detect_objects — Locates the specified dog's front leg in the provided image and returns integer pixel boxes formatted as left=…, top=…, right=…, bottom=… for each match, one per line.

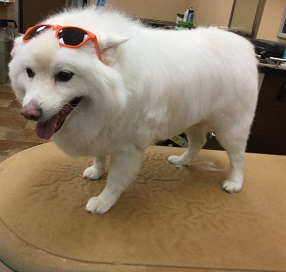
left=83, top=156, right=106, bottom=180
left=86, top=146, right=144, bottom=214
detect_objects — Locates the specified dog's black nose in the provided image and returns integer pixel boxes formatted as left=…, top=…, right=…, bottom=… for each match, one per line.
left=20, top=101, right=42, bottom=121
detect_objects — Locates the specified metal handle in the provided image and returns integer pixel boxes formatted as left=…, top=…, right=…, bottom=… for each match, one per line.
left=6, top=20, right=17, bottom=28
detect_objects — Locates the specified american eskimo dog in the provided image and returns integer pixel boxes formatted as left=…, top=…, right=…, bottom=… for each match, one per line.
left=9, top=8, right=258, bottom=214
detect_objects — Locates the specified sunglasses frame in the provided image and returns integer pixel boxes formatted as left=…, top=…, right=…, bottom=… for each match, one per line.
left=23, top=24, right=102, bottom=61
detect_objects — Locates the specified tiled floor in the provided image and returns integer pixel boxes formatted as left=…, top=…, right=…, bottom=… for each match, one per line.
left=0, top=82, right=48, bottom=163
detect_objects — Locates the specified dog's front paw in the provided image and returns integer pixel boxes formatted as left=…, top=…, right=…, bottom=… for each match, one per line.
left=168, top=155, right=189, bottom=167
left=83, top=166, right=102, bottom=180
left=222, top=179, right=242, bottom=193
left=85, top=196, right=112, bottom=214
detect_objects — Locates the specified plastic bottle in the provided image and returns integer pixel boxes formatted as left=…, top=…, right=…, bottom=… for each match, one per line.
left=183, top=9, right=189, bottom=22
left=94, top=0, right=107, bottom=8
left=187, top=7, right=194, bottom=23
left=183, top=7, right=194, bottom=23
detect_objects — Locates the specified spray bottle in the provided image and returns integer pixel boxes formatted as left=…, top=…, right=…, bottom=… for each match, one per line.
left=183, top=8, right=189, bottom=22
left=187, top=7, right=194, bottom=23
left=183, top=7, right=194, bottom=23
left=94, top=0, right=107, bottom=8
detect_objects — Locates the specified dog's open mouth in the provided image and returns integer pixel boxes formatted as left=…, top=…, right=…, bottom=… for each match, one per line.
left=35, top=97, right=82, bottom=140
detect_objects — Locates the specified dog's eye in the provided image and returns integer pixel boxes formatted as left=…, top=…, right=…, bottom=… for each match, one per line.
left=26, top=67, right=35, bottom=78
left=55, top=71, right=74, bottom=82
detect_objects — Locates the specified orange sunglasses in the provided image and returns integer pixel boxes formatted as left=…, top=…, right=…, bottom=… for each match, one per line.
left=23, top=24, right=102, bottom=61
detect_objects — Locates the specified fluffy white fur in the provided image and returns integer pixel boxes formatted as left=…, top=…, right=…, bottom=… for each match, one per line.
left=9, top=7, right=258, bottom=214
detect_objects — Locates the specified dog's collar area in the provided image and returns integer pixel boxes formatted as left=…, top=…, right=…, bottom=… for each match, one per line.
left=35, top=96, right=82, bottom=140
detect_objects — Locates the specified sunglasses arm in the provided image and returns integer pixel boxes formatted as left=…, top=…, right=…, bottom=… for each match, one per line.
left=92, top=36, right=102, bottom=61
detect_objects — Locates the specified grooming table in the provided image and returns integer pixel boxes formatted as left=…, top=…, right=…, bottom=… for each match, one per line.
left=0, top=143, right=285, bottom=272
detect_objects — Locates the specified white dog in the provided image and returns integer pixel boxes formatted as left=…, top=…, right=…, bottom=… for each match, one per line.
left=9, top=8, right=258, bottom=214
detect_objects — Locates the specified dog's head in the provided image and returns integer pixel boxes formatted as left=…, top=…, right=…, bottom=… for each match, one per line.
left=9, top=20, right=129, bottom=140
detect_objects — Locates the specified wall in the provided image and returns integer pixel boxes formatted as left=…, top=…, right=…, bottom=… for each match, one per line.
left=98, top=0, right=233, bottom=26
left=189, top=0, right=286, bottom=42
left=230, top=0, right=259, bottom=33
left=95, top=0, right=232, bottom=27
left=0, top=3, right=7, bottom=18
left=0, top=2, right=15, bottom=19
left=6, top=2, right=14, bottom=19
left=1, top=0, right=283, bottom=42
left=22, top=0, right=66, bottom=32
left=189, top=0, right=233, bottom=27
left=91, top=0, right=190, bottom=21
left=257, top=0, right=285, bottom=42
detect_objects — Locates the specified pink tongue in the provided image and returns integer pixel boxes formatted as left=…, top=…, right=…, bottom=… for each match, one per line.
left=35, top=114, right=59, bottom=140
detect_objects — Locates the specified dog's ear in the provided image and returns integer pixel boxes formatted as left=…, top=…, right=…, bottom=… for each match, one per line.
left=99, top=33, right=129, bottom=53
left=97, top=33, right=129, bottom=65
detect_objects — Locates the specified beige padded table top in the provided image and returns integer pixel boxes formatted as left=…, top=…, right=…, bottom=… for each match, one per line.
left=0, top=142, right=285, bottom=272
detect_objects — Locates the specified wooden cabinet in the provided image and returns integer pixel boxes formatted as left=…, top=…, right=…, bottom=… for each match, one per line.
left=205, top=68, right=286, bottom=155
left=247, top=68, right=286, bottom=155
left=19, top=0, right=66, bottom=33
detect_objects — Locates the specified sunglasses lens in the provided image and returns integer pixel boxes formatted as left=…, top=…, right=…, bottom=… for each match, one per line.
left=58, top=28, right=88, bottom=46
left=24, top=25, right=51, bottom=40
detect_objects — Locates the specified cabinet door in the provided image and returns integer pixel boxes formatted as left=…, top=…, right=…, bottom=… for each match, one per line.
left=20, top=0, right=66, bottom=33
left=247, top=72, right=286, bottom=155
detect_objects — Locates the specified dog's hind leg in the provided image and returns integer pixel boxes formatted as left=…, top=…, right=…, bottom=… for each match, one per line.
left=168, top=122, right=207, bottom=167
left=83, top=156, right=106, bottom=180
left=86, top=146, right=144, bottom=214
left=215, top=127, right=248, bottom=193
